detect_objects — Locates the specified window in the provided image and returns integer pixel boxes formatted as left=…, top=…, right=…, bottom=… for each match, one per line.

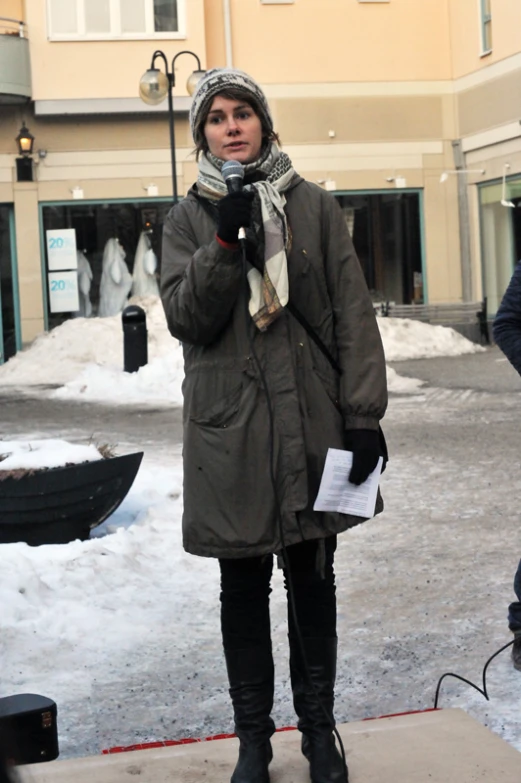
left=480, top=0, right=492, bottom=54
left=479, top=180, right=521, bottom=316
left=335, top=193, right=423, bottom=305
left=41, top=200, right=171, bottom=327
left=47, top=0, right=185, bottom=40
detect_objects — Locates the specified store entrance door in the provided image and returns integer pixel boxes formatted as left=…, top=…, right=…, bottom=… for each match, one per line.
left=0, top=206, right=18, bottom=363
left=335, top=191, right=424, bottom=305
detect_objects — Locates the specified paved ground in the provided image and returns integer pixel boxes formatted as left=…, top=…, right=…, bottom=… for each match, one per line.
left=0, top=393, right=183, bottom=453
left=388, top=345, right=521, bottom=395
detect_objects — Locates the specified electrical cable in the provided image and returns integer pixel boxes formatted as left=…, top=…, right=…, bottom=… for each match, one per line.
left=434, top=638, right=515, bottom=709
left=239, top=235, right=349, bottom=780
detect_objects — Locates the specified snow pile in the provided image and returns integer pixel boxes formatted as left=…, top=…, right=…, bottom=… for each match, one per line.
left=378, top=317, right=485, bottom=361
left=386, top=366, right=425, bottom=393
left=0, top=296, right=174, bottom=387
left=53, top=351, right=185, bottom=406
left=0, top=439, right=104, bottom=471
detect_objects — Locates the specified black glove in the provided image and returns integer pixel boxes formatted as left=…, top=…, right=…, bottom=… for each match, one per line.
left=345, top=429, right=381, bottom=486
left=216, top=191, right=255, bottom=244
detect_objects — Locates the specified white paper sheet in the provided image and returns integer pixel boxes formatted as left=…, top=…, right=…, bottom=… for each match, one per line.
left=313, top=448, right=383, bottom=518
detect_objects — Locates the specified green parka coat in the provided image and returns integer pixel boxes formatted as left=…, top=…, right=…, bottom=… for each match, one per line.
left=160, top=173, right=387, bottom=559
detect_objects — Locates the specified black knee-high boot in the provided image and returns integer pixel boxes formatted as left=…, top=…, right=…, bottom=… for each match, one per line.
left=289, top=636, right=348, bottom=783
left=224, top=646, right=276, bottom=783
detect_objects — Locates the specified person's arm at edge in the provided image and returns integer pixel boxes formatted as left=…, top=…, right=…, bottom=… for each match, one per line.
left=493, top=260, right=521, bottom=377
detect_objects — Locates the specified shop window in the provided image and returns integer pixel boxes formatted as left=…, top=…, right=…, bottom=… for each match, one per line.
left=0, top=206, right=18, bottom=363
left=335, top=192, right=423, bottom=306
left=47, top=0, right=184, bottom=40
left=41, top=200, right=171, bottom=330
left=479, top=179, right=521, bottom=316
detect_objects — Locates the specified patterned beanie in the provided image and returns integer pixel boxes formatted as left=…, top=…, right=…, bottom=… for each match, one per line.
left=190, top=68, right=273, bottom=145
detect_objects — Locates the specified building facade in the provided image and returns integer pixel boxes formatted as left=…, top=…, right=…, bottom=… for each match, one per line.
left=0, top=0, right=520, bottom=360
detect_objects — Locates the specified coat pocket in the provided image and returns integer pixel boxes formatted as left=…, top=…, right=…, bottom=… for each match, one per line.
left=186, top=373, right=243, bottom=428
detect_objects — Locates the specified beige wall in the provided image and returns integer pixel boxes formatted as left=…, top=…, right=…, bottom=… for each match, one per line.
left=0, top=107, right=192, bottom=155
left=25, top=0, right=207, bottom=101
left=449, top=0, right=521, bottom=79
left=203, top=0, right=226, bottom=68
left=273, top=96, right=445, bottom=145
left=0, top=0, right=24, bottom=20
left=458, top=68, right=521, bottom=138
left=226, top=0, right=451, bottom=83
left=13, top=183, right=45, bottom=344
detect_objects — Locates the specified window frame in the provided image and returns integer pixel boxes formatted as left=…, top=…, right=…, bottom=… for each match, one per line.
left=46, top=0, right=186, bottom=41
left=479, top=0, right=492, bottom=56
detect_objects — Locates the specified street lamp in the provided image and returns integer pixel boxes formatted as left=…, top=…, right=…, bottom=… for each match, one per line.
left=139, top=50, right=205, bottom=202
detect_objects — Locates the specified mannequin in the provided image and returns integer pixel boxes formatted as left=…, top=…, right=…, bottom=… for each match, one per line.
left=131, top=231, right=160, bottom=298
left=98, top=237, right=132, bottom=317
left=75, top=250, right=93, bottom=317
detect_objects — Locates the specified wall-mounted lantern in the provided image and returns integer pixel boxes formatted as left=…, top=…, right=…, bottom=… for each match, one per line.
left=16, top=123, right=35, bottom=156
left=15, top=123, right=35, bottom=182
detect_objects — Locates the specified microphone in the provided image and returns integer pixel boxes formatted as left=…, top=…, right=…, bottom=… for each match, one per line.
left=221, top=160, right=247, bottom=242
left=222, top=160, right=245, bottom=194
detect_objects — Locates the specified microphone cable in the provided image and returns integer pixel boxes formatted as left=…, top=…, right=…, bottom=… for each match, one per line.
left=238, top=231, right=349, bottom=780
left=433, top=637, right=515, bottom=709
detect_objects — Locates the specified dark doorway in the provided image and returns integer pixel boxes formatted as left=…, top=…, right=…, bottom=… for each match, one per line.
left=335, top=191, right=423, bottom=304
left=0, top=206, right=17, bottom=363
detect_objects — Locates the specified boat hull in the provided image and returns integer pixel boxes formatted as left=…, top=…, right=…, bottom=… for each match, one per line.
left=0, top=452, right=144, bottom=545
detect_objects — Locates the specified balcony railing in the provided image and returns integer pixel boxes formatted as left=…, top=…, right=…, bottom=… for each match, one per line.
left=0, top=16, right=26, bottom=38
left=0, top=16, right=31, bottom=103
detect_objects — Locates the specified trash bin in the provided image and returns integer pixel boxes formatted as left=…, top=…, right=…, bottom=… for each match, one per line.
left=122, top=305, right=148, bottom=373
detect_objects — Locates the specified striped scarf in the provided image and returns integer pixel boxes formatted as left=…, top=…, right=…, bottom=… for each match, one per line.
left=197, top=144, right=295, bottom=331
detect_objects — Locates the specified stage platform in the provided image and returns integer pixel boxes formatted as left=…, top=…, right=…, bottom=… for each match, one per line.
left=25, top=708, right=521, bottom=782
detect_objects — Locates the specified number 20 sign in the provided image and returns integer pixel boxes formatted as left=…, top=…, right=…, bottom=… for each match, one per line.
left=46, top=228, right=78, bottom=271
left=48, top=271, right=79, bottom=313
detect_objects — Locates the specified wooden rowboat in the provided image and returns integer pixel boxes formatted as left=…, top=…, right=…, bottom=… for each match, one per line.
left=0, top=452, right=144, bottom=545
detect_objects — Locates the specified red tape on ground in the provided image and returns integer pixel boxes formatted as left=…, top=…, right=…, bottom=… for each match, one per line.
left=102, top=726, right=297, bottom=755
left=102, top=711, right=439, bottom=755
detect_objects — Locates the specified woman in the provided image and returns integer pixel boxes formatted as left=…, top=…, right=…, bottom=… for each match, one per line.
left=161, top=68, right=388, bottom=783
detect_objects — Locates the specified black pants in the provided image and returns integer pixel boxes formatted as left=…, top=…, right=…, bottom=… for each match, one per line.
left=219, top=536, right=337, bottom=651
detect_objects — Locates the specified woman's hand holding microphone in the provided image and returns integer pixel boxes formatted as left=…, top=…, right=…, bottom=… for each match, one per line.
left=216, top=191, right=255, bottom=245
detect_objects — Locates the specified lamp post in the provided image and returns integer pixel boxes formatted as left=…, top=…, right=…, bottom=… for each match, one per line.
left=139, top=51, right=205, bottom=202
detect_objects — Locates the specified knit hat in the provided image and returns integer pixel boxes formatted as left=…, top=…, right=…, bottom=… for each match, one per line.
left=189, top=68, right=274, bottom=145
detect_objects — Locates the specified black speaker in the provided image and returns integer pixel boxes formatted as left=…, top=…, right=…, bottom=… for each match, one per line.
left=0, top=694, right=59, bottom=764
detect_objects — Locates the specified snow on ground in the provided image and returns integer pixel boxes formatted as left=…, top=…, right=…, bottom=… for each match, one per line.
left=0, top=297, right=481, bottom=404
left=2, top=434, right=521, bottom=759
